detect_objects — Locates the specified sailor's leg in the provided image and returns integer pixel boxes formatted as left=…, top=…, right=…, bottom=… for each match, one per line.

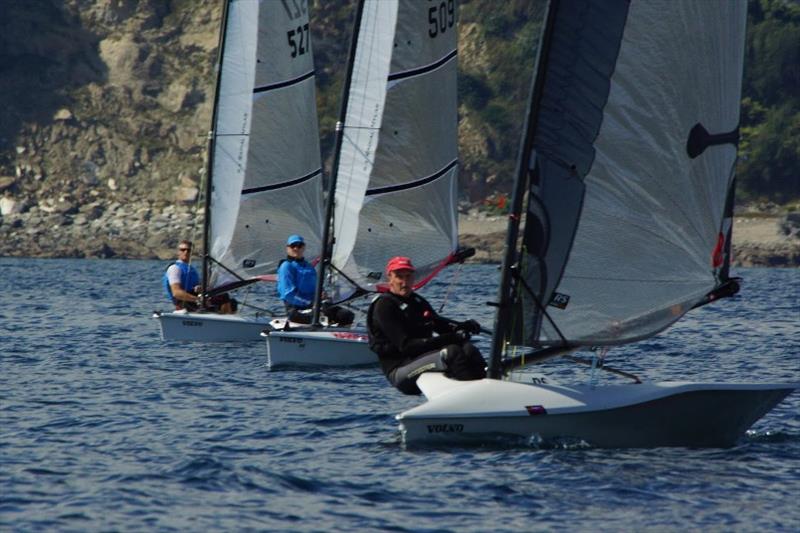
left=285, top=305, right=312, bottom=324
left=323, top=304, right=354, bottom=327
left=387, top=349, right=449, bottom=395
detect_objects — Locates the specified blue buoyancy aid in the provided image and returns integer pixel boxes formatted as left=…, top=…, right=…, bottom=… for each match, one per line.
left=162, top=260, right=201, bottom=302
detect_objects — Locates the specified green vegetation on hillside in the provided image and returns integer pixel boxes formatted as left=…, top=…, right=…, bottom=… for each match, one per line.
left=739, top=0, right=800, bottom=203
left=312, top=0, right=798, bottom=205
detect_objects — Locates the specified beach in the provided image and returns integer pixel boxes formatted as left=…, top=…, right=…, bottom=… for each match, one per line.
left=0, top=201, right=797, bottom=267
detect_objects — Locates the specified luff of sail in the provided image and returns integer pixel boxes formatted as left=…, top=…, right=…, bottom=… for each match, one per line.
left=517, top=0, right=746, bottom=347
left=331, top=0, right=460, bottom=294
left=208, top=0, right=324, bottom=288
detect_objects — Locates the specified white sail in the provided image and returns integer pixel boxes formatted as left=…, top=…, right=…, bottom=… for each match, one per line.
left=209, top=0, right=324, bottom=287
left=517, top=0, right=746, bottom=346
left=331, top=0, right=460, bottom=292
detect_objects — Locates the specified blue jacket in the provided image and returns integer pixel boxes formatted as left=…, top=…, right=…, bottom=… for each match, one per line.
left=163, top=260, right=201, bottom=302
left=277, top=257, right=316, bottom=308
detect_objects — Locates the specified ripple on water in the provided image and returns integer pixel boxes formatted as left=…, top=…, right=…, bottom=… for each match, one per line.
left=0, top=261, right=798, bottom=531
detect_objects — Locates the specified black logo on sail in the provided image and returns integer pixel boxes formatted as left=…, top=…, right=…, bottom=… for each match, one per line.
left=549, top=292, right=570, bottom=309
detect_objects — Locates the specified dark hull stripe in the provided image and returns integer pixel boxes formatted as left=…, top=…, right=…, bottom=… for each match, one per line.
left=242, top=168, right=322, bottom=195
left=387, top=49, right=457, bottom=82
left=366, top=159, right=457, bottom=196
left=253, top=69, right=315, bottom=94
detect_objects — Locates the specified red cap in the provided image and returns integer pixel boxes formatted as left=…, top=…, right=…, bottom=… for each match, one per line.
left=385, top=256, right=415, bottom=274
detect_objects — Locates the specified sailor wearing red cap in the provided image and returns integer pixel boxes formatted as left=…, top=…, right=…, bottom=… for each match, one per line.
left=367, top=256, right=486, bottom=395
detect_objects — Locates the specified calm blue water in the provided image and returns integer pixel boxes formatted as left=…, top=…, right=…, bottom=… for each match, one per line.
left=1, top=259, right=798, bottom=531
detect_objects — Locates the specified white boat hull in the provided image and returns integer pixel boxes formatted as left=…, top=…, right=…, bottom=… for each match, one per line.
left=398, top=373, right=798, bottom=448
left=153, top=311, right=272, bottom=342
left=265, top=328, right=376, bottom=368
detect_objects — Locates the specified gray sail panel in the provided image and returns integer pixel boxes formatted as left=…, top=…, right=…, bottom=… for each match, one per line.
left=336, top=0, right=459, bottom=290
left=229, top=175, right=323, bottom=276
left=211, top=0, right=324, bottom=284
left=520, top=0, right=747, bottom=346
left=518, top=0, right=628, bottom=345
left=330, top=0, right=398, bottom=279
left=209, top=0, right=258, bottom=285
left=353, top=164, right=458, bottom=284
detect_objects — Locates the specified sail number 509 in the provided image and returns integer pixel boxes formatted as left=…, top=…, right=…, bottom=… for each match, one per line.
left=428, top=0, right=455, bottom=38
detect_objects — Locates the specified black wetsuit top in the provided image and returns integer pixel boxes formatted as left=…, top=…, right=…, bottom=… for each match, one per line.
left=367, top=292, right=460, bottom=376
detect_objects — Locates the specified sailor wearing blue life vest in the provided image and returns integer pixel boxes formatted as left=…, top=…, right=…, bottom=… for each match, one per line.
left=367, top=256, right=486, bottom=395
left=277, top=234, right=354, bottom=326
left=163, top=239, right=202, bottom=310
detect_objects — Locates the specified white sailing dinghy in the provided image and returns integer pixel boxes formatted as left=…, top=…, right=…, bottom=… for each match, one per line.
left=397, top=0, right=798, bottom=447
left=155, top=0, right=326, bottom=342
left=266, top=0, right=471, bottom=367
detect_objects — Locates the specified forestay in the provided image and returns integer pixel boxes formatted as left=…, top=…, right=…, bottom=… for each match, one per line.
left=331, top=0, right=460, bottom=294
left=208, top=0, right=324, bottom=288
left=516, top=0, right=746, bottom=347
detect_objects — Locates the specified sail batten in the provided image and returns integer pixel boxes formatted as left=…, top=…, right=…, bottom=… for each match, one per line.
left=366, top=159, right=458, bottom=196
left=387, top=49, right=457, bottom=82
left=242, top=168, right=323, bottom=195
left=506, top=0, right=747, bottom=349
left=253, top=69, right=316, bottom=93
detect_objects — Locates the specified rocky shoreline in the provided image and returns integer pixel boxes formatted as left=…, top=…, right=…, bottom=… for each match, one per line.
left=0, top=200, right=197, bottom=260
left=458, top=209, right=800, bottom=267
left=0, top=201, right=797, bottom=267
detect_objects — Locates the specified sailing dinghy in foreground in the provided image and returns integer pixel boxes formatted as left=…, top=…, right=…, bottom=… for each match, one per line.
left=155, top=0, right=325, bottom=342
left=398, top=0, right=798, bottom=447
left=264, top=0, right=469, bottom=367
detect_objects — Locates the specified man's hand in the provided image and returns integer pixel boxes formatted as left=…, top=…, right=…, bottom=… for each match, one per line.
left=459, top=319, right=482, bottom=335
left=442, top=330, right=470, bottom=344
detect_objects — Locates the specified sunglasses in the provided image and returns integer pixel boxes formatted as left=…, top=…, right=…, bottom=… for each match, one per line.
left=178, top=247, right=191, bottom=252
left=288, top=243, right=305, bottom=249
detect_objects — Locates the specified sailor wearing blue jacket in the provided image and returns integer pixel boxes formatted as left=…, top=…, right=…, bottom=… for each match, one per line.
left=277, top=234, right=316, bottom=309
left=277, top=234, right=354, bottom=326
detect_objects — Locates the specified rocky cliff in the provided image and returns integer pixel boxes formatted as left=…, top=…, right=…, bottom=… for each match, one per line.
left=0, top=1, right=219, bottom=213
left=0, top=0, right=533, bottom=259
left=0, top=0, right=797, bottom=266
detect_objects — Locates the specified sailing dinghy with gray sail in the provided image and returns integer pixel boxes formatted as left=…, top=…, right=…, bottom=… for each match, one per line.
left=155, top=0, right=325, bottom=342
left=397, top=0, right=798, bottom=447
left=265, top=0, right=473, bottom=367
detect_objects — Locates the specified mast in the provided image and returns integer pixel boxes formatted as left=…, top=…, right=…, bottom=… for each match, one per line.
left=311, top=0, right=366, bottom=326
left=201, top=0, right=231, bottom=296
left=488, top=0, right=560, bottom=379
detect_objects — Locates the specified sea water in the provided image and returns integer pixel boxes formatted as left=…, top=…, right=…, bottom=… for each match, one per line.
left=1, top=259, right=798, bottom=531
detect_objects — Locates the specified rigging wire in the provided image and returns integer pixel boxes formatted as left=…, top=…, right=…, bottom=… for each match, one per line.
left=183, top=160, right=207, bottom=274
left=498, top=247, right=576, bottom=375
left=237, top=300, right=278, bottom=318
left=517, top=272, right=569, bottom=345
left=437, top=261, right=464, bottom=313
left=562, top=352, right=641, bottom=384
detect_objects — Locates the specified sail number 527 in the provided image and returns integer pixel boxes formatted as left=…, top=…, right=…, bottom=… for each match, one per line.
left=428, top=0, right=455, bottom=38
left=287, top=23, right=310, bottom=58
